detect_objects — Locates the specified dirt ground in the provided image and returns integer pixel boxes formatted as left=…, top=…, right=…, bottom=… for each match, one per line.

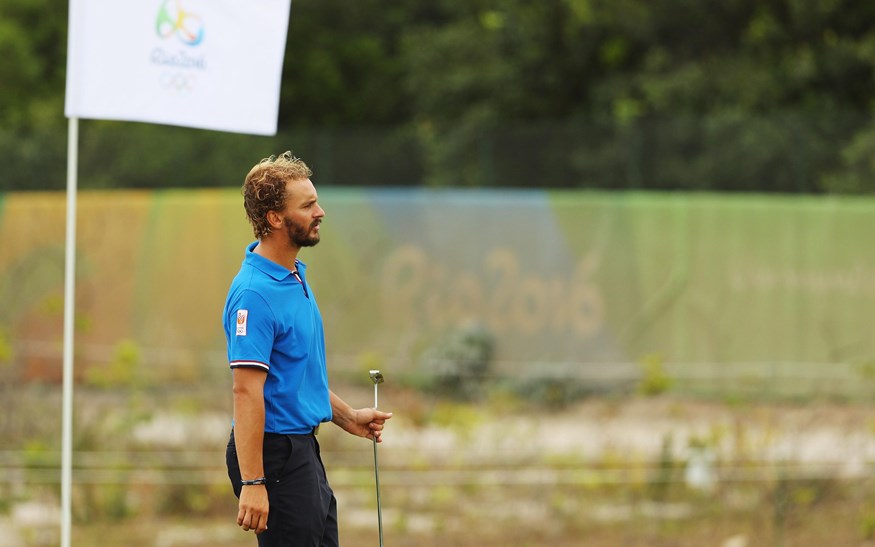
left=5, top=390, right=875, bottom=546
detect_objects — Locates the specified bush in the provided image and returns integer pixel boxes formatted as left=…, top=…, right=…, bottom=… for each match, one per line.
left=416, top=323, right=495, bottom=401
left=638, top=354, right=672, bottom=396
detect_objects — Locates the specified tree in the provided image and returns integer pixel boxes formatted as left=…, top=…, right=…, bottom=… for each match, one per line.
left=2, top=0, right=875, bottom=191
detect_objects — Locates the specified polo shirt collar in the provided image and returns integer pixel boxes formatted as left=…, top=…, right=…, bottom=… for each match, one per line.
left=244, top=241, right=302, bottom=281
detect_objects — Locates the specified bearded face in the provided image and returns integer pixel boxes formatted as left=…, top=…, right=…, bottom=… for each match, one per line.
left=284, top=215, right=321, bottom=247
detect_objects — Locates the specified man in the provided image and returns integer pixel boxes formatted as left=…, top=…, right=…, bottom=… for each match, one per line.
left=223, top=151, right=392, bottom=546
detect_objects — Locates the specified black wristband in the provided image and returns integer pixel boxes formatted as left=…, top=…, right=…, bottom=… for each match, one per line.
left=241, top=477, right=266, bottom=486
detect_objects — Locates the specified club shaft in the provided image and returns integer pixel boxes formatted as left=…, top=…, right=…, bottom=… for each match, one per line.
left=373, top=382, right=384, bottom=546
left=373, top=437, right=383, bottom=547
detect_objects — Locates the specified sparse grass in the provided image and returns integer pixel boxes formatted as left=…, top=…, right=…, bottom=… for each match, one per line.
left=64, top=484, right=875, bottom=547
left=5, top=384, right=875, bottom=546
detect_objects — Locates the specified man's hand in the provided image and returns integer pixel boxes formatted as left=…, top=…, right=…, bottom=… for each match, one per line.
left=237, top=484, right=269, bottom=534
left=330, top=391, right=393, bottom=441
left=349, top=407, right=394, bottom=442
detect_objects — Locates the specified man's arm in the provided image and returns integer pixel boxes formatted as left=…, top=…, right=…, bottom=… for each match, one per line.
left=233, top=367, right=269, bottom=534
left=330, top=390, right=393, bottom=441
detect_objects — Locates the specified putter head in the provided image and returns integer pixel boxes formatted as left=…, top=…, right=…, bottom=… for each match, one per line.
left=369, top=370, right=384, bottom=385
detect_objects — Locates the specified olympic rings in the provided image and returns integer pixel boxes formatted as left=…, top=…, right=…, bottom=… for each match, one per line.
left=160, top=71, right=197, bottom=93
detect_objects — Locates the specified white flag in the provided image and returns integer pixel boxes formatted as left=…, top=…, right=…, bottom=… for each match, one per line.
left=65, top=0, right=292, bottom=135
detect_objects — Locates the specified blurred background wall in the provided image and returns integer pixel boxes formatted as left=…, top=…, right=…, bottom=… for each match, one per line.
left=3, top=189, right=875, bottom=396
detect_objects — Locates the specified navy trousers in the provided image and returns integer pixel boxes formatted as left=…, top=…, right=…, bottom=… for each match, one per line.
left=227, top=430, right=339, bottom=547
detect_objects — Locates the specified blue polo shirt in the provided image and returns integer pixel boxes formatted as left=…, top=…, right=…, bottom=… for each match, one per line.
left=223, top=241, right=332, bottom=434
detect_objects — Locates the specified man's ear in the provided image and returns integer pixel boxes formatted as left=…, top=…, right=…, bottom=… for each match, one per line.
left=266, top=209, right=284, bottom=230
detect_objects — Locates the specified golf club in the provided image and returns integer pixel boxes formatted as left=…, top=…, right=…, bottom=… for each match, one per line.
left=369, top=370, right=385, bottom=547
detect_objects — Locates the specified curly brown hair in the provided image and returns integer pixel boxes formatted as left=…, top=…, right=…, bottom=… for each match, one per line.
left=242, top=151, right=313, bottom=239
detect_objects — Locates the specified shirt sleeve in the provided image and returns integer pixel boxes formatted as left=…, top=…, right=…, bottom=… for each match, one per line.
left=227, top=289, right=275, bottom=372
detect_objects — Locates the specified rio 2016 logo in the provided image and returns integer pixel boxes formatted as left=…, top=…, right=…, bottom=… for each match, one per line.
left=155, top=0, right=204, bottom=46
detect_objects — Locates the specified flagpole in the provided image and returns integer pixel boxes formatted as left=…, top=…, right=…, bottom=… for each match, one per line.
left=61, top=116, right=79, bottom=547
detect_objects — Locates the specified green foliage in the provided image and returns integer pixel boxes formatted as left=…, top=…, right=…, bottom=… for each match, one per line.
left=84, top=339, right=143, bottom=389
left=510, top=371, right=593, bottom=408
left=861, top=506, right=875, bottom=541
left=638, top=354, right=672, bottom=396
left=0, top=329, right=12, bottom=365
left=158, top=484, right=212, bottom=516
left=822, top=123, right=875, bottom=193
left=353, top=350, right=385, bottom=386
left=75, top=482, right=132, bottom=523
left=427, top=401, right=483, bottom=440
left=857, top=361, right=875, bottom=382
left=3, top=0, right=875, bottom=192
left=0, top=0, right=67, bottom=189
left=648, top=434, right=677, bottom=502
left=22, top=440, right=53, bottom=487
left=417, top=323, right=495, bottom=400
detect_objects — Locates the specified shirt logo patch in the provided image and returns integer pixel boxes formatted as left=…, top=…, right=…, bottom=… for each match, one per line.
left=236, top=309, right=248, bottom=336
